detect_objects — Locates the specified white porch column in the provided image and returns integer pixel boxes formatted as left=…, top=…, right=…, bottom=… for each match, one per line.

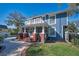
left=32, top=26, right=36, bottom=42
left=34, top=26, right=36, bottom=33
left=24, top=27, right=26, bottom=33
left=40, top=25, right=45, bottom=43
left=42, top=26, right=44, bottom=34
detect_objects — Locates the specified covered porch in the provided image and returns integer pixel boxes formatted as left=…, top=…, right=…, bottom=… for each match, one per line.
left=18, top=23, right=48, bottom=43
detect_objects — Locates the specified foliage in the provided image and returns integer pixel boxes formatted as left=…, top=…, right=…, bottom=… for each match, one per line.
left=8, top=28, right=19, bottom=36
left=6, top=11, right=26, bottom=30
left=67, top=22, right=78, bottom=32
left=58, top=3, right=79, bottom=16
left=70, top=34, right=79, bottom=46
left=68, top=22, right=79, bottom=46
left=27, top=44, right=50, bottom=56
left=26, top=43, right=79, bottom=56
left=0, top=35, right=4, bottom=41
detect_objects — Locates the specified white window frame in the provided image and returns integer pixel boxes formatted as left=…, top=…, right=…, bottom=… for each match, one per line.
left=48, top=27, right=56, bottom=37
left=49, top=15, right=56, bottom=25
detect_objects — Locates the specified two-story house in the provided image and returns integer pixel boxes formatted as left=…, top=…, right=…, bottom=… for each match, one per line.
left=20, top=10, right=68, bottom=43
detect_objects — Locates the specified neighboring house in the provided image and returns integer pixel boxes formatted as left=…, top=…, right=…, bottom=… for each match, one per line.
left=0, top=25, right=9, bottom=37
left=0, top=25, right=8, bottom=32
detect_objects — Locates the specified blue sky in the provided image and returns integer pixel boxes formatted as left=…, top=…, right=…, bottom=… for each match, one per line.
left=0, top=3, right=68, bottom=25
left=0, top=3, right=78, bottom=27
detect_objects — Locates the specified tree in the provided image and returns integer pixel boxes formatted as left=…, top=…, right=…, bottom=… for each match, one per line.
left=67, top=22, right=78, bottom=33
left=6, top=11, right=26, bottom=30
left=58, top=3, right=79, bottom=16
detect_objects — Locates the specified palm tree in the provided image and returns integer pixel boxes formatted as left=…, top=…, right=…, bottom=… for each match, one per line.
left=6, top=11, right=26, bottom=30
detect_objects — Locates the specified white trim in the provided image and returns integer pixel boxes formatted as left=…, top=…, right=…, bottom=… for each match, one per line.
left=42, top=25, right=44, bottom=33
left=61, top=12, right=68, bottom=38
left=67, top=11, right=68, bottom=25
left=55, top=14, right=56, bottom=25
left=49, top=15, right=56, bottom=25
left=24, top=27, right=26, bottom=33
left=62, top=26, right=63, bottom=38
left=48, top=27, right=56, bottom=37
left=34, top=26, right=36, bottom=33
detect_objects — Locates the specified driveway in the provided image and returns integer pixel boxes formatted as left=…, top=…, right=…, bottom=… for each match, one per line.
left=0, top=37, right=31, bottom=56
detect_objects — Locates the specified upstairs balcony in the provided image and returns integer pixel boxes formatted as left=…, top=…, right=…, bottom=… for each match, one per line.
left=25, top=17, right=48, bottom=26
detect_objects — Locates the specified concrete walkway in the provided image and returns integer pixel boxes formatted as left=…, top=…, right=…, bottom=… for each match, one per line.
left=0, top=37, right=31, bottom=56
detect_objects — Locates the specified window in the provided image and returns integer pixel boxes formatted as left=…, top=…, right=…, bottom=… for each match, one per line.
left=49, top=16, right=55, bottom=24
left=36, top=27, right=42, bottom=34
left=49, top=27, right=56, bottom=37
left=34, top=17, right=41, bottom=23
left=56, top=12, right=67, bottom=18
left=42, top=17, right=45, bottom=20
left=30, top=19, right=34, bottom=24
left=46, top=15, right=49, bottom=20
left=28, top=27, right=34, bottom=36
left=34, top=18, right=38, bottom=23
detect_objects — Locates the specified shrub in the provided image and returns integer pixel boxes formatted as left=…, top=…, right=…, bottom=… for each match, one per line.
left=70, top=33, right=79, bottom=46
left=0, top=35, right=4, bottom=41
left=9, top=29, right=19, bottom=36
left=26, top=44, right=51, bottom=56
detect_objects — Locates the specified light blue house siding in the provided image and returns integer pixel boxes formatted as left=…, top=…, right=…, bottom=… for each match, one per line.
left=24, top=11, right=68, bottom=41
left=48, top=12, right=68, bottom=41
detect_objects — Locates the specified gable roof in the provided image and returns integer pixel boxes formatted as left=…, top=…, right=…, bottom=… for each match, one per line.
left=27, top=9, right=69, bottom=20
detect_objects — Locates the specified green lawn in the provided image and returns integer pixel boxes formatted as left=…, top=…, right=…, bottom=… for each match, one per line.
left=26, top=42, right=79, bottom=56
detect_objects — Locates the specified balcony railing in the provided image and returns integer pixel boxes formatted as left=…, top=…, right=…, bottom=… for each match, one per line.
left=25, top=18, right=45, bottom=25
